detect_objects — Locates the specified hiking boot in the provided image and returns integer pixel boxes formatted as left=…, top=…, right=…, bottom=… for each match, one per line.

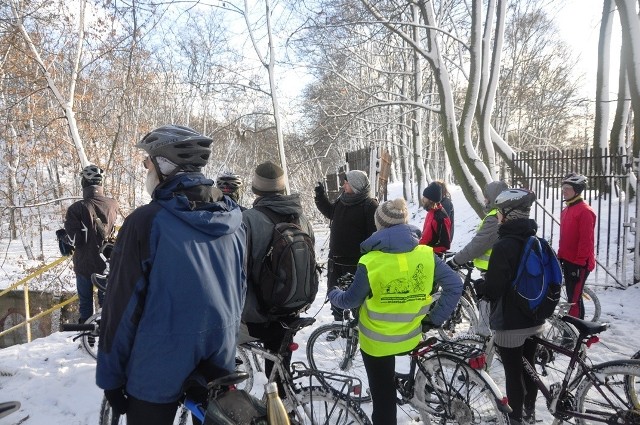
left=522, top=408, right=536, bottom=424
left=325, top=329, right=341, bottom=341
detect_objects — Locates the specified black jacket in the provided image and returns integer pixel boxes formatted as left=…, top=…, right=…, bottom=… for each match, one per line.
left=481, top=218, right=545, bottom=331
left=64, top=186, right=119, bottom=277
left=314, top=194, right=378, bottom=260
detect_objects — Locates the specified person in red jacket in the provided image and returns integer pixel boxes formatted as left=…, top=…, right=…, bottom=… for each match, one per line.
left=558, top=173, right=596, bottom=319
left=419, top=181, right=452, bottom=256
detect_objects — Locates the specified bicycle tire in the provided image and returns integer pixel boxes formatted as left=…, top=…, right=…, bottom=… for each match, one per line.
left=235, top=346, right=254, bottom=393
left=293, top=385, right=371, bottom=425
left=438, top=294, right=479, bottom=341
left=305, top=323, right=372, bottom=402
left=82, top=312, right=101, bottom=360
left=574, top=360, right=640, bottom=424
left=627, top=350, right=640, bottom=409
left=581, top=286, right=601, bottom=322
left=99, top=396, right=189, bottom=425
left=413, top=354, right=509, bottom=424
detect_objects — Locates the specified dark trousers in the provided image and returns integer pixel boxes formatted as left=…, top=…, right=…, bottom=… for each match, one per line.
left=76, top=273, right=103, bottom=322
left=497, top=339, right=539, bottom=422
left=246, top=321, right=293, bottom=397
left=563, top=265, right=590, bottom=319
left=126, top=395, right=179, bottom=425
left=361, top=350, right=397, bottom=425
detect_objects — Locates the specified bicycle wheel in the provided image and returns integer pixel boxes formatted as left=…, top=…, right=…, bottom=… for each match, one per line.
left=293, top=386, right=371, bottom=425
left=627, top=350, right=640, bottom=409
left=413, top=354, right=509, bottom=424
left=574, top=361, right=640, bottom=424
left=581, top=286, right=601, bottom=322
left=305, top=323, right=371, bottom=402
left=235, top=346, right=254, bottom=393
left=438, top=294, right=479, bottom=341
left=99, top=396, right=190, bottom=425
left=82, top=312, right=101, bottom=360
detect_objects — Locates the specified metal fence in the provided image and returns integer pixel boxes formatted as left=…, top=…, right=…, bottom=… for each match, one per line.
left=511, top=148, right=632, bottom=287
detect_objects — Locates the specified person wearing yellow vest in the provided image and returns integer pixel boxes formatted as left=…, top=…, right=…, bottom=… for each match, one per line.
left=328, top=198, right=463, bottom=425
left=446, top=181, right=508, bottom=336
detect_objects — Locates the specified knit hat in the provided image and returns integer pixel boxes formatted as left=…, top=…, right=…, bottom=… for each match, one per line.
left=374, top=198, right=409, bottom=230
left=346, top=170, right=369, bottom=194
left=422, top=182, right=442, bottom=203
left=252, top=161, right=286, bottom=195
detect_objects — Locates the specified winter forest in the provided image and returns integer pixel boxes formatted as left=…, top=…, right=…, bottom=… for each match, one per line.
left=2, top=0, right=640, bottom=263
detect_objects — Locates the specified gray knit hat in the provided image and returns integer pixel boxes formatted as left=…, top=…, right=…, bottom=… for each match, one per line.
left=346, top=170, right=369, bottom=194
left=252, top=161, right=285, bottom=195
left=375, top=198, right=409, bottom=230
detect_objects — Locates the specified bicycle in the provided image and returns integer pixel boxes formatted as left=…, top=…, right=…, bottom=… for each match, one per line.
left=238, top=316, right=371, bottom=424
left=100, top=317, right=370, bottom=424
left=99, top=371, right=264, bottom=425
left=510, top=314, right=640, bottom=424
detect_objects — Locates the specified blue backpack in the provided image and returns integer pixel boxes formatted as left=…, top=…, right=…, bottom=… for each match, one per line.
left=511, top=236, right=563, bottom=321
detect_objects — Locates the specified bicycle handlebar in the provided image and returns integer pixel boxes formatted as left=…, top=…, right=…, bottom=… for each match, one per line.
left=61, top=323, right=98, bottom=332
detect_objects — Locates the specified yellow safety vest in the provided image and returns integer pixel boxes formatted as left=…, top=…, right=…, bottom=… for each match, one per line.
left=473, top=209, right=498, bottom=271
left=357, top=245, right=435, bottom=357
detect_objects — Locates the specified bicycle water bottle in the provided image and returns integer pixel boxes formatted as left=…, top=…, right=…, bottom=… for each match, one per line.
left=265, top=382, right=290, bottom=425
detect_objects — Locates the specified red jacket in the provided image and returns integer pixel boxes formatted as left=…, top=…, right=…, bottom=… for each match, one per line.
left=558, top=199, right=596, bottom=271
left=419, top=204, right=451, bottom=255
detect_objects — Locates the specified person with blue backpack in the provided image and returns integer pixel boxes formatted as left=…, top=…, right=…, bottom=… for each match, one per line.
left=476, top=188, right=561, bottom=425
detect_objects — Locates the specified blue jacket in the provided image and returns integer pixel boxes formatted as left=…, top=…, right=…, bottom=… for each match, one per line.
left=96, top=173, right=247, bottom=403
left=328, top=224, right=462, bottom=326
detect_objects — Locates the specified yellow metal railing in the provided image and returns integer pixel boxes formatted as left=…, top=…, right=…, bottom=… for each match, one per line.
left=0, top=255, right=74, bottom=343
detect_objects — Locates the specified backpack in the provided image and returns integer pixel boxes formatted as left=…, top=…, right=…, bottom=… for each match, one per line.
left=55, top=228, right=75, bottom=257
left=510, top=236, right=563, bottom=321
left=254, top=207, right=319, bottom=319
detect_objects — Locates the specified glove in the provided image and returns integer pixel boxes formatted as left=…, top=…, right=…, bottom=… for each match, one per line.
left=105, top=387, right=128, bottom=416
left=421, top=318, right=437, bottom=333
left=446, top=258, right=460, bottom=270
left=314, top=182, right=325, bottom=197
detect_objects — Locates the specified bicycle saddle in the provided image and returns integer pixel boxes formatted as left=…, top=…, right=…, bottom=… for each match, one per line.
left=286, top=317, right=316, bottom=333
left=561, top=315, right=608, bottom=336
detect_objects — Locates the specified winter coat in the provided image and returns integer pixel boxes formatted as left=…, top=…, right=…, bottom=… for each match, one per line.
left=242, top=194, right=314, bottom=324
left=452, top=181, right=506, bottom=267
left=328, top=223, right=463, bottom=327
left=558, top=198, right=596, bottom=271
left=314, top=192, right=378, bottom=262
left=64, top=186, right=119, bottom=278
left=96, top=173, right=246, bottom=404
left=480, top=218, right=546, bottom=331
left=419, top=204, right=452, bottom=255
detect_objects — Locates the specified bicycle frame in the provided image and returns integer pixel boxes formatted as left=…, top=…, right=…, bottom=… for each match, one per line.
left=523, top=330, right=618, bottom=422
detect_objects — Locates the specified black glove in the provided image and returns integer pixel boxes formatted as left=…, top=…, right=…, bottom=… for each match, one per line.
left=314, top=182, right=325, bottom=197
left=446, top=258, right=460, bottom=270
left=421, top=318, right=437, bottom=333
left=105, top=387, right=128, bottom=416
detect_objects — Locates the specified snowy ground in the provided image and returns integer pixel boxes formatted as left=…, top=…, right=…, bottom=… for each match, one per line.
left=1, top=183, right=639, bottom=424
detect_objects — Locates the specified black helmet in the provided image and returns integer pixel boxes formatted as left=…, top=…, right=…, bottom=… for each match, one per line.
left=136, top=125, right=213, bottom=171
left=561, top=173, right=587, bottom=193
left=216, top=173, right=243, bottom=192
left=80, top=165, right=104, bottom=185
left=494, top=188, right=536, bottom=216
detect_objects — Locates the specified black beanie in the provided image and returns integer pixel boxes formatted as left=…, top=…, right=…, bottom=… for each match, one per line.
left=422, top=182, right=442, bottom=203
left=252, top=161, right=286, bottom=195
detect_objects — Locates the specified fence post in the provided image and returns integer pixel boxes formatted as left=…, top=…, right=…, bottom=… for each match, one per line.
left=23, top=281, right=32, bottom=342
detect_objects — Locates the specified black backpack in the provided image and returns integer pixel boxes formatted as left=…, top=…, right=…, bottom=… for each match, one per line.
left=510, top=236, right=563, bottom=321
left=254, top=207, right=319, bottom=319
